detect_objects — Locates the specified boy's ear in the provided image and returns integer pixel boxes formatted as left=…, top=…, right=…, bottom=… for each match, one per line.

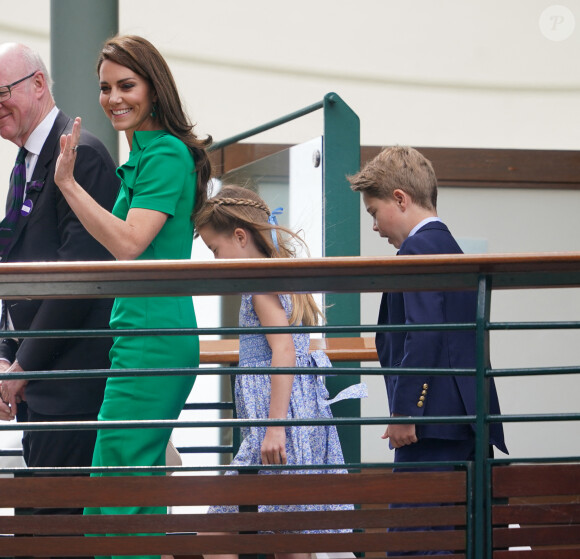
left=393, top=189, right=407, bottom=209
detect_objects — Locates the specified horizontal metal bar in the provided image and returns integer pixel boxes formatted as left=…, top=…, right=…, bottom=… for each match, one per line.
left=176, top=445, right=233, bottom=454
left=489, top=321, right=580, bottom=330
left=0, top=449, right=21, bottom=456
left=2, top=413, right=576, bottom=435
left=2, top=364, right=576, bottom=382
left=0, top=415, right=479, bottom=433
left=3, top=322, right=477, bottom=339
left=0, top=446, right=234, bottom=457
left=182, top=402, right=234, bottom=411
left=491, top=455, right=580, bottom=465
left=4, top=319, right=578, bottom=341
left=491, top=366, right=580, bottom=377
left=0, top=460, right=469, bottom=476
left=209, top=100, right=324, bottom=151
left=0, top=366, right=478, bottom=381
left=489, top=413, right=580, bottom=422
left=4, top=364, right=577, bottom=382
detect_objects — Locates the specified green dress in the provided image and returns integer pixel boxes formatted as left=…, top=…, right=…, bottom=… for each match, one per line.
left=86, top=130, right=199, bottom=559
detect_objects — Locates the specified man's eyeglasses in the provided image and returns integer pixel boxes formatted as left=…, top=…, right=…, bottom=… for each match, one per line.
left=0, top=72, right=37, bottom=102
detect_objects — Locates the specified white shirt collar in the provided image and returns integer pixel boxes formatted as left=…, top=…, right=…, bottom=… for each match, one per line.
left=24, top=106, right=59, bottom=156
left=22, top=106, right=59, bottom=182
left=408, top=216, right=442, bottom=238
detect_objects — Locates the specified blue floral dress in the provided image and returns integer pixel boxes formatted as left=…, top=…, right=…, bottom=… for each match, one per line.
left=208, top=294, right=367, bottom=531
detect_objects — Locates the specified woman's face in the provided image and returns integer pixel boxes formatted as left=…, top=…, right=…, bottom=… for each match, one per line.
left=99, top=59, right=158, bottom=138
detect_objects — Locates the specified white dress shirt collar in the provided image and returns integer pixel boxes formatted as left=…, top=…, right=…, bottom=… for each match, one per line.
left=23, top=106, right=59, bottom=182
left=408, top=216, right=442, bottom=238
left=24, top=106, right=59, bottom=156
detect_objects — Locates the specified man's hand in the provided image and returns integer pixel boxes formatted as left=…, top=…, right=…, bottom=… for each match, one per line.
left=0, top=391, right=14, bottom=421
left=0, top=360, right=15, bottom=420
left=381, top=414, right=418, bottom=448
left=0, top=360, right=27, bottom=418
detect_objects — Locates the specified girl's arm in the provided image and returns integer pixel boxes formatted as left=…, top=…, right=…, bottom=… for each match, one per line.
left=54, top=117, right=167, bottom=260
left=253, top=293, right=296, bottom=466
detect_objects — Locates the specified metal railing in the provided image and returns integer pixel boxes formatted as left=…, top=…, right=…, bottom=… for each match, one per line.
left=0, top=253, right=579, bottom=558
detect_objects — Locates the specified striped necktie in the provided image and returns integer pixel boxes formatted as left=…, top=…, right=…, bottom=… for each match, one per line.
left=0, top=146, right=28, bottom=258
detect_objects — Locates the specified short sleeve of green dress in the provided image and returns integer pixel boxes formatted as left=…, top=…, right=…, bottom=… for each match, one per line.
left=108, top=130, right=199, bottom=371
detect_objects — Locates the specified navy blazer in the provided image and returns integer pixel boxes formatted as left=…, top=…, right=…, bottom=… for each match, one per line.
left=376, top=221, right=507, bottom=454
left=0, top=111, right=119, bottom=416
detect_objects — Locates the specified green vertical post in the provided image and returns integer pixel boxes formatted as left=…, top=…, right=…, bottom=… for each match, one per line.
left=322, top=92, right=361, bottom=465
left=50, top=0, right=119, bottom=162
left=475, top=275, right=492, bottom=559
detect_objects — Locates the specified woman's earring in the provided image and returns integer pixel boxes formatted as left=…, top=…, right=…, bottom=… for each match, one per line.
left=150, top=103, right=158, bottom=119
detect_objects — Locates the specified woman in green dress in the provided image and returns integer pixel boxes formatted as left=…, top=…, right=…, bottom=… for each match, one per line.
left=54, top=35, right=212, bottom=557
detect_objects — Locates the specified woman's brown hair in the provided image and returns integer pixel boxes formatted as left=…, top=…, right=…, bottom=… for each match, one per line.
left=97, top=35, right=212, bottom=217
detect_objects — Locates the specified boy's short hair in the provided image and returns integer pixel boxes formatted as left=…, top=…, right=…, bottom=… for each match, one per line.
left=348, top=146, right=438, bottom=211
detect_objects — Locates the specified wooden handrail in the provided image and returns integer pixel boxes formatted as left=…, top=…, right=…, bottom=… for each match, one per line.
left=200, top=336, right=378, bottom=364
left=0, top=253, right=579, bottom=299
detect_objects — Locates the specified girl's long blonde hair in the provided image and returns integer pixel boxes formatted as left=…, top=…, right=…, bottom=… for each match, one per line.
left=195, top=185, right=324, bottom=327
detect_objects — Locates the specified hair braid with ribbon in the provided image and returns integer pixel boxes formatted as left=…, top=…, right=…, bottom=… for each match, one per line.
left=203, top=192, right=287, bottom=257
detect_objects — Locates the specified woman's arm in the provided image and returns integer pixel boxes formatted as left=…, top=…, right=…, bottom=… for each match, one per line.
left=54, top=117, right=167, bottom=260
left=253, top=293, right=296, bottom=465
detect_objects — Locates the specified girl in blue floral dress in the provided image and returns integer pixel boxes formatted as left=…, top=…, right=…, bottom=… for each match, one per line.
left=196, top=185, right=366, bottom=554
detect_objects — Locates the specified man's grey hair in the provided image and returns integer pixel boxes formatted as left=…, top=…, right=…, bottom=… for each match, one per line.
left=21, top=45, right=53, bottom=92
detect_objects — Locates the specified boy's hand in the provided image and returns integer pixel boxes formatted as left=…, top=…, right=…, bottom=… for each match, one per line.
left=381, top=414, right=418, bottom=448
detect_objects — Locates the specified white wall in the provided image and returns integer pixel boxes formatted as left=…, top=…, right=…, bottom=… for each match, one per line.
left=0, top=0, right=579, bottom=464
left=2, top=0, right=578, bottom=182
left=2, top=0, right=579, bottom=175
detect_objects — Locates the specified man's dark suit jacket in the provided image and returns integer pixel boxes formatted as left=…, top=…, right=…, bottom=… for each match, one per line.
left=376, top=220, right=508, bottom=454
left=0, top=110, right=119, bottom=416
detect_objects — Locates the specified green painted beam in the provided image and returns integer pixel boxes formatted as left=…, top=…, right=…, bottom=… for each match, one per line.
left=50, top=0, right=119, bottom=163
left=322, top=92, right=361, bottom=464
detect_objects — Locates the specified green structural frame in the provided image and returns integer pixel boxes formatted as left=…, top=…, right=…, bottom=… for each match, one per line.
left=211, top=92, right=362, bottom=463
left=321, top=94, right=361, bottom=464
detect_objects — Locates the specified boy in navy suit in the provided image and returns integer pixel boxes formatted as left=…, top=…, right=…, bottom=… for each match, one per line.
left=349, top=146, right=507, bottom=555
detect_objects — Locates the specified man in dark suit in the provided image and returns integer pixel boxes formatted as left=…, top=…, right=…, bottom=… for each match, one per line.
left=0, top=43, right=118, bottom=493
left=350, top=146, right=507, bottom=555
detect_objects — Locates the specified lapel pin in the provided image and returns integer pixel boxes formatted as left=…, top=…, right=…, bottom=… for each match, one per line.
left=21, top=199, right=33, bottom=217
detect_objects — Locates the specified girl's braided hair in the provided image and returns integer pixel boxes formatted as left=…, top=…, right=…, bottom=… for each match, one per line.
left=195, top=185, right=324, bottom=326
